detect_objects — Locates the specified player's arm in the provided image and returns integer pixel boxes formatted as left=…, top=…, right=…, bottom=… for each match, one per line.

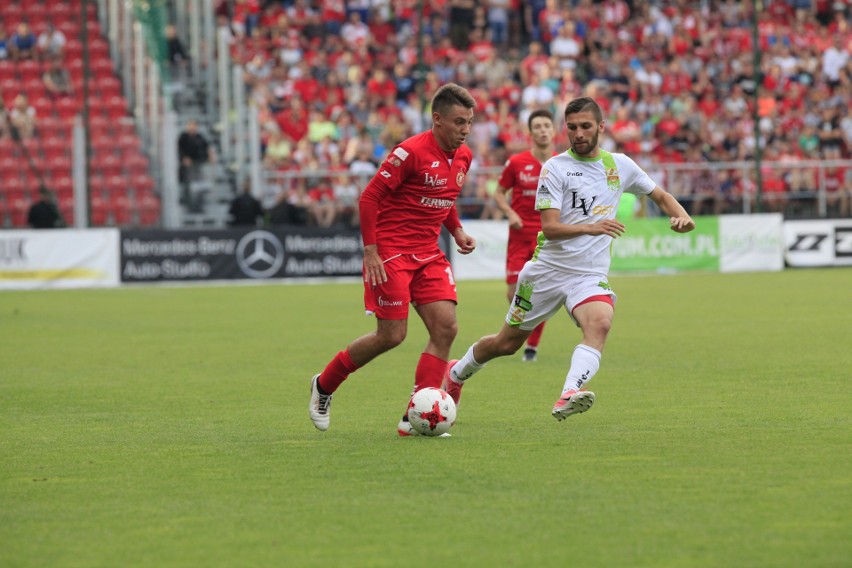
left=493, top=183, right=523, bottom=229
left=444, top=206, right=476, bottom=255
left=647, top=186, right=695, bottom=233
left=540, top=208, right=625, bottom=240
left=359, top=178, right=390, bottom=285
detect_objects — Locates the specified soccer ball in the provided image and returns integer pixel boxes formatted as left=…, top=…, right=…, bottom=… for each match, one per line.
left=407, top=387, right=457, bottom=437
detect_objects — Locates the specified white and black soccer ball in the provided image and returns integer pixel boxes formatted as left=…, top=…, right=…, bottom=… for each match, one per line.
left=407, top=387, right=457, bottom=437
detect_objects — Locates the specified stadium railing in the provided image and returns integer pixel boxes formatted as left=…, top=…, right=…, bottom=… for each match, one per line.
left=261, top=159, right=852, bottom=221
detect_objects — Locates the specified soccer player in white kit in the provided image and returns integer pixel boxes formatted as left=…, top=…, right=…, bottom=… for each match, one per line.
left=442, top=97, right=696, bottom=420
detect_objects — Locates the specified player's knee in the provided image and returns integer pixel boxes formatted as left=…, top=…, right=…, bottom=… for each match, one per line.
left=587, top=316, right=612, bottom=338
left=378, top=327, right=407, bottom=350
left=442, top=320, right=459, bottom=342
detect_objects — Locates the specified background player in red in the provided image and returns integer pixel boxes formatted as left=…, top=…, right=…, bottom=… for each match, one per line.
left=493, top=109, right=556, bottom=362
left=308, top=83, right=478, bottom=436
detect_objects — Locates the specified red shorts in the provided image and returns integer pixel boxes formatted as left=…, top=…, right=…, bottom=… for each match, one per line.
left=506, top=230, right=540, bottom=285
left=364, top=252, right=457, bottom=319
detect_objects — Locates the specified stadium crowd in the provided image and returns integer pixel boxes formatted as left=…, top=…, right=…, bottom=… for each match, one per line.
left=223, top=0, right=851, bottom=226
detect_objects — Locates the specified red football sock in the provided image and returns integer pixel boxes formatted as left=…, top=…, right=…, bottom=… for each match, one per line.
left=526, top=321, right=546, bottom=350
left=318, top=349, right=360, bottom=394
left=414, top=352, right=447, bottom=392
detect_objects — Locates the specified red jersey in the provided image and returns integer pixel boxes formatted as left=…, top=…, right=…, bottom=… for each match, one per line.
left=368, top=131, right=472, bottom=254
left=498, top=150, right=547, bottom=236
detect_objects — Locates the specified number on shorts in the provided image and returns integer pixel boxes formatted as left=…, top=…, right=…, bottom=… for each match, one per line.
left=445, top=266, right=455, bottom=286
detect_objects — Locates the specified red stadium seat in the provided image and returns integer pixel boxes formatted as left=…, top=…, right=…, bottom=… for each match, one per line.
left=131, top=174, right=154, bottom=193
left=55, top=97, right=80, bottom=120
left=45, top=2, right=74, bottom=20
left=39, top=116, right=70, bottom=138
left=123, top=153, right=149, bottom=176
left=95, top=76, right=123, bottom=99
left=56, top=20, right=80, bottom=36
left=89, top=40, right=110, bottom=61
left=90, top=134, right=116, bottom=157
left=47, top=156, right=72, bottom=179
left=89, top=196, right=108, bottom=226
left=42, top=138, right=69, bottom=162
left=90, top=56, right=113, bottom=77
left=0, top=153, right=19, bottom=175
left=52, top=176, right=74, bottom=197
left=0, top=77, right=18, bottom=97
left=116, top=134, right=140, bottom=155
left=2, top=176, right=26, bottom=196
left=86, top=20, right=103, bottom=38
left=0, top=60, right=14, bottom=80
left=107, top=194, right=132, bottom=225
left=30, top=95, right=53, bottom=116
left=17, top=60, right=43, bottom=82
left=112, top=119, right=138, bottom=138
left=138, top=194, right=160, bottom=226
left=58, top=197, right=74, bottom=225
left=102, top=95, right=128, bottom=119
left=9, top=198, right=30, bottom=227
left=93, top=154, right=123, bottom=178
left=103, top=174, right=127, bottom=197
left=64, top=39, right=83, bottom=59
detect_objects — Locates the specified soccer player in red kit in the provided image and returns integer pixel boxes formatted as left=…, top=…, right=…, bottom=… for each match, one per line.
left=309, top=83, right=478, bottom=436
left=492, top=109, right=556, bottom=362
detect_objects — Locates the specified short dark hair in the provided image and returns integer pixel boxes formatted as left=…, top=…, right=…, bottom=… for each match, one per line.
left=563, top=97, right=603, bottom=123
left=527, top=109, right=554, bottom=131
left=431, top=83, right=477, bottom=115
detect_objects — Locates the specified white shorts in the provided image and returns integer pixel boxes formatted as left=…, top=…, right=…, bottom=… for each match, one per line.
left=504, top=261, right=617, bottom=331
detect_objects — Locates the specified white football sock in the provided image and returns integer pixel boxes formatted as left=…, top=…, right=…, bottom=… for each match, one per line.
left=561, top=344, right=601, bottom=396
left=450, top=344, right=485, bottom=383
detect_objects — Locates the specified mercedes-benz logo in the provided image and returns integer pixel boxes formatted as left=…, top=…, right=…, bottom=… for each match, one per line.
left=236, top=231, right=285, bottom=278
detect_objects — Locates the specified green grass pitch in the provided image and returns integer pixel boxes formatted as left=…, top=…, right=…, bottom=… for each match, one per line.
left=1, top=269, right=850, bottom=567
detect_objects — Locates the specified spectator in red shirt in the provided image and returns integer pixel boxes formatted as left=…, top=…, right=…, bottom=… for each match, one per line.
left=365, top=68, right=397, bottom=107
left=275, top=96, right=309, bottom=143
left=610, top=107, right=642, bottom=154
left=320, top=0, right=346, bottom=35
left=519, top=41, right=549, bottom=85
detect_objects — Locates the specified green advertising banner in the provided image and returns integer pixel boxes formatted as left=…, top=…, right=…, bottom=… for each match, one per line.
left=611, top=217, right=720, bottom=273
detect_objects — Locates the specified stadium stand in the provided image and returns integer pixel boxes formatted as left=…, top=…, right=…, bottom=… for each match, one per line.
left=217, top=0, right=850, bottom=225
left=0, top=0, right=159, bottom=228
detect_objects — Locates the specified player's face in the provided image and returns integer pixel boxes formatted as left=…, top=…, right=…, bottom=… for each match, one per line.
left=565, top=110, right=604, bottom=157
left=433, top=104, right=475, bottom=151
left=529, top=117, right=555, bottom=148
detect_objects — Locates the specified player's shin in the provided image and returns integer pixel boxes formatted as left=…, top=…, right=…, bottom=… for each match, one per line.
left=414, top=352, right=447, bottom=391
left=318, top=349, right=360, bottom=394
left=561, top=344, right=601, bottom=395
left=450, top=344, right=486, bottom=384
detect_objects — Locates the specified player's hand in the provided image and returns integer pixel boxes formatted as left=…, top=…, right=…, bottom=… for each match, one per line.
left=669, top=216, right=695, bottom=233
left=362, top=245, right=387, bottom=286
left=507, top=211, right=523, bottom=230
left=588, top=219, right=625, bottom=238
left=453, top=229, right=476, bottom=255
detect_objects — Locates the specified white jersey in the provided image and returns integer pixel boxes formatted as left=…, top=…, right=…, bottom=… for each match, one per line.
left=533, top=148, right=656, bottom=276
